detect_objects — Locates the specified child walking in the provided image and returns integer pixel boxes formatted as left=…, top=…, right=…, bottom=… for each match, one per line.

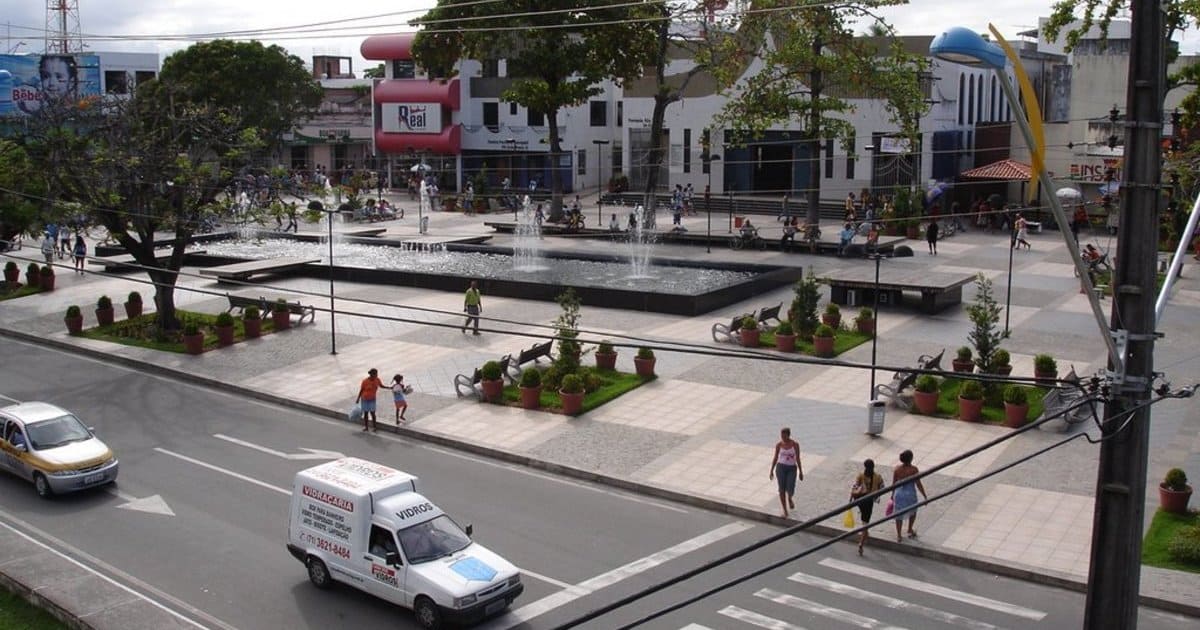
left=391, top=374, right=410, bottom=424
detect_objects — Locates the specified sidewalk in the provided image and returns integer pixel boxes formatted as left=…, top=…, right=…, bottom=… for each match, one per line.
left=2, top=206, right=1198, bottom=618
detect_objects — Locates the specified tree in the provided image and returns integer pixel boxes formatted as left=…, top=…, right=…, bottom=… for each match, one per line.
left=412, top=1, right=653, bottom=221
left=0, top=140, right=47, bottom=247
left=364, top=63, right=386, bottom=79
left=966, top=274, right=1003, bottom=374
left=709, top=1, right=928, bottom=229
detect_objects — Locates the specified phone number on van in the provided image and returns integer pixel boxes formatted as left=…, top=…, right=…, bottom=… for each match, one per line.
left=300, top=531, right=351, bottom=559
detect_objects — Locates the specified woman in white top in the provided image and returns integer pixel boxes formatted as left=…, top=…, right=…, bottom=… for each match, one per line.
left=768, top=427, right=803, bottom=518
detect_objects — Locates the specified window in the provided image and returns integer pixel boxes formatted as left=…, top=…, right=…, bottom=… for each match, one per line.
left=846, top=139, right=855, bottom=179
left=104, top=71, right=128, bottom=95
left=611, top=140, right=622, bottom=172
left=392, top=59, right=415, bottom=79
left=824, top=139, right=834, bottom=179
left=590, top=101, right=607, bottom=127
left=617, top=101, right=623, bottom=127
left=482, top=102, right=499, bottom=132
left=968, top=75, right=975, bottom=124
left=958, top=74, right=965, bottom=125
left=701, top=129, right=711, bottom=174
left=577, top=149, right=587, bottom=175
left=369, top=525, right=399, bottom=559
left=134, top=71, right=156, bottom=86
left=683, top=129, right=691, bottom=174
left=527, top=108, right=545, bottom=127
left=480, top=59, right=499, bottom=78
left=510, top=102, right=517, bottom=116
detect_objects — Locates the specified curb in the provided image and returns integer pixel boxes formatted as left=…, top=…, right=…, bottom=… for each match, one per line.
left=0, top=570, right=95, bottom=630
left=2, top=326, right=1198, bottom=619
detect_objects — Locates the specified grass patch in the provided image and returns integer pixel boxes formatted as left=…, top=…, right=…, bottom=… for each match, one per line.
left=78, top=311, right=280, bottom=353
left=0, top=283, right=42, bottom=302
left=758, top=328, right=872, bottom=356
left=929, top=376, right=1047, bottom=423
left=0, top=585, right=67, bottom=629
left=1143, top=509, right=1200, bottom=573
left=1091, top=270, right=1166, bottom=296
left=499, top=369, right=647, bottom=414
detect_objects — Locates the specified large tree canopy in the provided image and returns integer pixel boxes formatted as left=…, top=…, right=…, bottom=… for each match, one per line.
left=0, top=140, right=46, bottom=246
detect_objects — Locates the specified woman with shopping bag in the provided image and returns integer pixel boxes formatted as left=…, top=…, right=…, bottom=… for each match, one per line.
left=849, top=459, right=885, bottom=555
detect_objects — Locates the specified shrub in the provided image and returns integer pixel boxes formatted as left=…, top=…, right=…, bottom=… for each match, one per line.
left=307, top=200, right=324, bottom=211
left=243, top=306, right=261, bottom=320
left=519, top=368, right=542, bottom=388
left=775, top=321, right=794, bottom=336
left=215, top=312, right=235, bottom=327
left=637, top=347, right=654, bottom=360
left=790, top=272, right=821, bottom=336
left=597, top=341, right=615, bottom=354
left=540, top=365, right=562, bottom=391
left=1003, top=385, right=1029, bottom=405
left=993, top=349, right=1011, bottom=367
left=65, top=305, right=81, bottom=318
left=959, top=380, right=984, bottom=400
left=824, top=302, right=840, bottom=316
left=914, top=375, right=939, bottom=393
left=560, top=373, right=584, bottom=394
left=1167, top=525, right=1200, bottom=564
left=814, top=323, right=834, bottom=338
left=480, top=360, right=503, bottom=381
left=956, top=346, right=972, bottom=361
left=26, top=262, right=39, bottom=276
left=127, top=291, right=142, bottom=304
left=97, top=295, right=112, bottom=309
left=553, top=288, right=582, bottom=375
left=1034, top=353, right=1058, bottom=373
left=856, top=307, right=874, bottom=322
left=183, top=322, right=200, bottom=336
left=4, top=261, right=16, bottom=272
left=740, top=315, right=758, bottom=330
left=967, top=274, right=1002, bottom=372
left=273, top=298, right=290, bottom=313
left=582, top=369, right=602, bottom=392
left=1164, top=468, right=1189, bottom=491
left=41, top=264, right=54, bottom=276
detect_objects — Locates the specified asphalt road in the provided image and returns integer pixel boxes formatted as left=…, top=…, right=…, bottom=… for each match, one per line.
left=0, top=337, right=1195, bottom=630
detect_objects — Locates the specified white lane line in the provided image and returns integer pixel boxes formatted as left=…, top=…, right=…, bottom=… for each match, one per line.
left=819, top=558, right=1047, bottom=621
left=787, top=572, right=1000, bottom=630
left=518, top=568, right=573, bottom=590
left=718, top=605, right=807, bottom=630
left=755, top=588, right=907, bottom=630
left=487, top=522, right=755, bottom=629
left=0, top=512, right=231, bottom=630
left=153, top=448, right=292, bottom=496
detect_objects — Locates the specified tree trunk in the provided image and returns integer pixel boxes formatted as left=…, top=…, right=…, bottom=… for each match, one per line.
left=806, top=38, right=824, bottom=232
left=644, top=95, right=669, bottom=228
left=547, top=109, right=565, bottom=222
left=112, top=222, right=187, bottom=332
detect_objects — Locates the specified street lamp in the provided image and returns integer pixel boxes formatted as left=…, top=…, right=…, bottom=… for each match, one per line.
left=868, top=252, right=882, bottom=399
left=702, top=154, right=721, bottom=252
left=593, top=139, right=609, bottom=226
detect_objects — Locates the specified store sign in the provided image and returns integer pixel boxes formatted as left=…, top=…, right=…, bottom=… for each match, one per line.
left=381, top=103, right=443, bottom=133
left=1069, top=158, right=1122, bottom=183
left=877, top=136, right=912, bottom=154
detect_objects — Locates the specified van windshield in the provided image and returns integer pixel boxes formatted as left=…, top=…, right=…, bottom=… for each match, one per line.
left=397, top=515, right=471, bottom=564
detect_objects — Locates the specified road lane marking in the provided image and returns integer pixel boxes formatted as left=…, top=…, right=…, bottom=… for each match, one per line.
left=787, top=572, right=1000, bottom=630
left=487, top=522, right=755, bottom=628
left=755, top=588, right=907, bottom=630
left=718, top=605, right=807, bottom=629
left=0, top=512, right=232, bottom=630
left=518, top=568, right=572, bottom=590
left=104, top=486, right=176, bottom=517
left=153, top=448, right=292, bottom=495
left=678, top=625, right=716, bottom=630
left=212, top=434, right=344, bottom=460
left=819, top=558, right=1047, bottom=621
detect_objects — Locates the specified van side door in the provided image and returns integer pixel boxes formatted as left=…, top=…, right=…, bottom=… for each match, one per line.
left=362, top=524, right=407, bottom=606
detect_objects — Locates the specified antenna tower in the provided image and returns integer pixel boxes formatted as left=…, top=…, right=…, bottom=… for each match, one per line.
left=45, top=0, right=83, bottom=55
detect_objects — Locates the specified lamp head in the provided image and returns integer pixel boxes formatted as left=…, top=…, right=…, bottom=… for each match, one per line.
left=929, top=26, right=1007, bottom=70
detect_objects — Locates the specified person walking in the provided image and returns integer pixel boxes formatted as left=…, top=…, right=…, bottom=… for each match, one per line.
left=926, top=219, right=939, bottom=255
left=462, top=280, right=482, bottom=335
left=768, top=427, right=803, bottom=518
left=1015, top=213, right=1032, bottom=250
left=40, top=232, right=55, bottom=264
left=892, top=449, right=928, bottom=542
left=355, top=368, right=384, bottom=432
left=850, top=459, right=885, bottom=555
left=390, top=374, right=410, bottom=424
left=72, top=234, right=86, bottom=274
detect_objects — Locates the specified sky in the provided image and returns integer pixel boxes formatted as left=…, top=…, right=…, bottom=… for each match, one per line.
left=0, top=0, right=1157, bottom=73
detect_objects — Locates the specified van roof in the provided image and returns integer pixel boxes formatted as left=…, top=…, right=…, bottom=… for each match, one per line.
left=377, top=491, right=445, bottom=525
left=298, top=457, right=418, bottom=494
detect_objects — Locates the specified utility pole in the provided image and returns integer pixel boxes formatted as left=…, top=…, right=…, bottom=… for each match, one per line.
left=1083, top=0, right=1163, bottom=626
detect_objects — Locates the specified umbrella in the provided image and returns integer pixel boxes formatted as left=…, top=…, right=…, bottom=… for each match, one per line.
left=410, top=163, right=434, bottom=173
left=1055, top=187, right=1082, bottom=201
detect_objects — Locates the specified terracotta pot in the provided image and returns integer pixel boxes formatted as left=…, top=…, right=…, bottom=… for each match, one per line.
left=95, top=307, right=114, bottom=327
left=633, top=356, right=656, bottom=378
left=775, top=333, right=796, bottom=353
left=215, top=324, right=235, bottom=347
left=1158, top=484, right=1193, bottom=515
left=1003, top=402, right=1029, bottom=428
left=739, top=327, right=761, bottom=348
left=734, top=216, right=744, bottom=228
left=821, top=313, right=841, bottom=328
left=885, top=224, right=900, bottom=236
left=519, top=385, right=542, bottom=410
left=952, top=359, right=975, bottom=373
left=559, top=390, right=584, bottom=415
left=913, top=390, right=939, bottom=415
left=38, top=273, right=55, bottom=291
left=993, top=364, right=1013, bottom=376
left=25, top=269, right=38, bottom=287
left=595, top=351, right=618, bottom=370
left=958, top=396, right=984, bottom=422
left=124, top=301, right=143, bottom=319
left=856, top=318, right=875, bottom=335
left=64, top=315, right=83, bottom=335
left=3, top=268, right=18, bottom=285
left=183, top=332, right=205, bottom=355
left=272, top=309, right=291, bottom=330
left=480, top=378, right=504, bottom=403
left=906, top=226, right=920, bottom=239
left=243, top=317, right=262, bottom=338
left=812, top=335, right=835, bottom=358
left=1035, top=369, right=1058, bottom=387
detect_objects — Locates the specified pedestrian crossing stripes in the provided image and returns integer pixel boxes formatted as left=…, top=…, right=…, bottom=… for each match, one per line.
left=719, top=605, right=807, bottom=630
left=786, top=572, right=1000, bottom=630
left=754, top=588, right=906, bottom=629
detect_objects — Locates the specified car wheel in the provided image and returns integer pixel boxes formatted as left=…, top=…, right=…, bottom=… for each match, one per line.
left=306, top=557, right=332, bottom=589
left=33, top=473, right=53, bottom=499
left=414, top=596, right=442, bottom=630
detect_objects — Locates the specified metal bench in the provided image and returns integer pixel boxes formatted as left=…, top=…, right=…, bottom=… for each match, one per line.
left=1037, top=366, right=1096, bottom=432
left=454, top=356, right=512, bottom=399
left=225, top=292, right=316, bottom=324
left=757, top=302, right=783, bottom=328
left=712, top=310, right=757, bottom=343
left=506, top=340, right=554, bottom=382
left=873, top=349, right=945, bottom=410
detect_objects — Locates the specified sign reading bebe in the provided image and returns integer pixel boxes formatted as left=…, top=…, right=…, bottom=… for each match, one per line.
left=382, top=103, right=443, bottom=134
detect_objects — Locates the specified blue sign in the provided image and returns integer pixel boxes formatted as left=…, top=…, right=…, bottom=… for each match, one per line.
left=0, top=53, right=101, bottom=116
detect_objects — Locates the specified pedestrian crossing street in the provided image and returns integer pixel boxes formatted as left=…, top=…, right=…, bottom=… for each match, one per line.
left=675, top=557, right=1048, bottom=630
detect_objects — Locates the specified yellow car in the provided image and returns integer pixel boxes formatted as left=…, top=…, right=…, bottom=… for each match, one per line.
left=0, top=402, right=119, bottom=498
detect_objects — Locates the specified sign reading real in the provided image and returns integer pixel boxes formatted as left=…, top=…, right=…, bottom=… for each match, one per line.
left=381, top=103, right=443, bottom=134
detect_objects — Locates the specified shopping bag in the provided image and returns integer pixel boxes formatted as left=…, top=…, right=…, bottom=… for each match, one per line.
left=884, top=498, right=895, bottom=517
left=843, top=509, right=856, bottom=528
left=348, top=404, right=363, bottom=424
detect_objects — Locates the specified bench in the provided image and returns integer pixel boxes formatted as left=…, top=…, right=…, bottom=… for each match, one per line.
left=712, top=310, right=757, bottom=343
left=454, top=356, right=512, bottom=399
left=506, top=340, right=554, bottom=382
left=342, top=227, right=387, bottom=237
left=1037, top=366, right=1095, bottom=432
left=873, top=349, right=945, bottom=410
left=757, top=302, right=783, bottom=328
left=826, top=269, right=975, bottom=314
left=199, top=256, right=321, bottom=282
left=225, top=292, right=316, bottom=324
left=96, top=250, right=205, bottom=272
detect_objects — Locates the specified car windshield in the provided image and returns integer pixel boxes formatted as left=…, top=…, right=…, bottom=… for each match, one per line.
left=26, top=414, right=92, bottom=450
left=397, top=515, right=471, bottom=564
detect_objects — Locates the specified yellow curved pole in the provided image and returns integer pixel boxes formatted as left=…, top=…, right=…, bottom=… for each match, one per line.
left=990, top=23, right=1045, bottom=202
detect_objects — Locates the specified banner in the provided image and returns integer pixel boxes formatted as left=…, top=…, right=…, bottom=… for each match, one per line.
left=0, top=53, right=101, bottom=116
left=381, top=103, right=443, bottom=134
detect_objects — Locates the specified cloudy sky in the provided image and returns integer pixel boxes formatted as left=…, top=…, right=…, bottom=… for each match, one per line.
left=0, top=0, right=1160, bottom=72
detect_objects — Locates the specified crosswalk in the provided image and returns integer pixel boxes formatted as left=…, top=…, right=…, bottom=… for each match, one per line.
left=676, top=556, right=1048, bottom=630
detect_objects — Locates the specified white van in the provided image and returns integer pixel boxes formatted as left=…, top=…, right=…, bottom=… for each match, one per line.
left=287, top=458, right=523, bottom=629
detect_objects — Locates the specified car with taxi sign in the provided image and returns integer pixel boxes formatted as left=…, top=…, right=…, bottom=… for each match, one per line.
left=0, top=401, right=119, bottom=498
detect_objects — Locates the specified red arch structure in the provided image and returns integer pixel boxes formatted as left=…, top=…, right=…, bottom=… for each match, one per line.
left=363, top=34, right=462, bottom=154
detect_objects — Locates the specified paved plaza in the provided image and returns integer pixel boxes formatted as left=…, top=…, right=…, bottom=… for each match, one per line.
left=2, top=193, right=1198, bottom=608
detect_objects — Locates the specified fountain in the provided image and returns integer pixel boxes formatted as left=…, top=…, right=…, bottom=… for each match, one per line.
left=626, top=203, right=655, bottom=279
left=512, top=194, right=546, bottom=271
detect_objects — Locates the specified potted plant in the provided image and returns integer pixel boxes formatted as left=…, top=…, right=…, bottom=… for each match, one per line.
left=24, top=262, right=39, bottom=287
left=124, top=291, right=143, bottom=319
left=634, top=347, right=656, bottom=378
left=479, top=360, right=504, bottom=402
left=242, top=306, right=262, bottom=338
left=913, top=375, right=940, bottom=415
left=594, top=341, right=617, bottom=370
left=182, top=321, right=205, bottom=355
left=821, top=302, right=841, bottom=328
left=739, top=314, right=761, bottom=348
left=812, top=323, right=836, bottom=357
left=1003, top=385, right=1030, bottom=428
left=855, top=307, right=875, bottom=335
left=991, top=349, right=1012, bottom=376
left=957, top=380, right=984, bottom=422
left=559, top=373, right=585, bottom=416
left=95, top=295, right=115, bottom=326
left=519, top=367, right=542, bottom=410
left=64, top=305, right=83, bottom=335
left=214, top=311, right=236, bottom=347
left=1158, top=468, right=1193, bottom=514
left=3, top=261, right=18, bottom=287
left=774, top=321, right=797, bottom=352
left=38, top=264, right=54, bottom=291
left=1034, top=353, right=1058, bottom=386
left=953, top=346, right=974, bottom=373
left=272, top=298, right=291, bottom=330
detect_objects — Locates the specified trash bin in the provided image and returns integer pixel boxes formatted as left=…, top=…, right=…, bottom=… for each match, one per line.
left=419, top=216, right=430, bottom=234
left=867, top=400, right=886, bottom=435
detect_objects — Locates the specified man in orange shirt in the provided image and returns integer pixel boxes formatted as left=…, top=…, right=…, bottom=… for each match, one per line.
left=356, top=368, right=384, bottom=432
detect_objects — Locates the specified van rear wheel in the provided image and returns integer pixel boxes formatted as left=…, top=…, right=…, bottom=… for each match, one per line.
left=306, top=557, right=332, bottom=589
left=414, top=596, right=442, bottom=630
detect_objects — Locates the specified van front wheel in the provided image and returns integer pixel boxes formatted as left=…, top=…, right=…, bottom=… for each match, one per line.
left=306, top=557, right=332, bottom=589
left=414, top=596, right=442, bottom=630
